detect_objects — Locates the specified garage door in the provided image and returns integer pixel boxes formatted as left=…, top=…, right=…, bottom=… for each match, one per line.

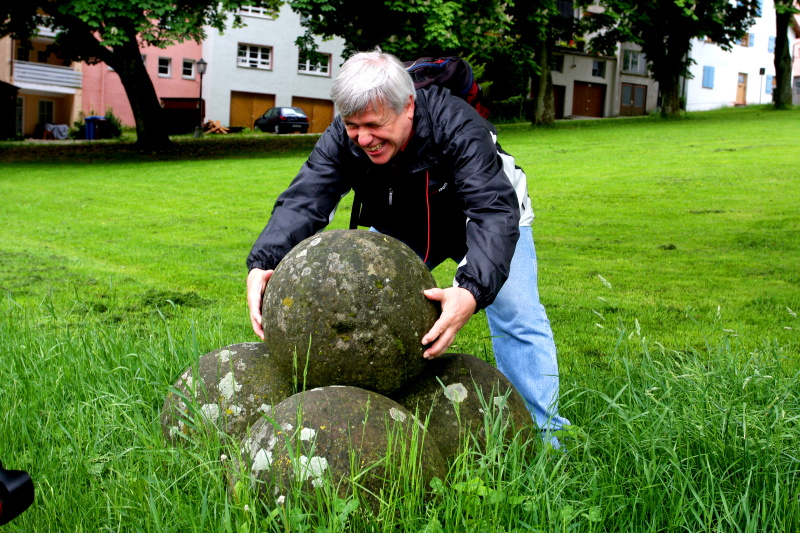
left=230, top=91, right=275, bottom=129
left=292, top=97, right=334, bottom=134
left=572, top=82, right=605, bottom=118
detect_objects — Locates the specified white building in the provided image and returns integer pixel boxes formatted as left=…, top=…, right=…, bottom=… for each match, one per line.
left=683, top=0, right=793, bottom=111
left=201, top=4, right=346, bottom=132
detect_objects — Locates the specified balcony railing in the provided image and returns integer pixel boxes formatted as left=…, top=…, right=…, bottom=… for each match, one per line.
left=13, top=60, right=82, bottom=89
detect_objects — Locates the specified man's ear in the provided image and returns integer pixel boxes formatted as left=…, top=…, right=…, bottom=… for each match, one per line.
left=405, top=95, right=415, bottom=118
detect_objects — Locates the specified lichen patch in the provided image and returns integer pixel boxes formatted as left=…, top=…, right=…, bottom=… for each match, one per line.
left=219, top=372, right=242, bottom=401
left=444, top=383, right=469, bottom=403
left=200, top=403, right=220, bottom=422
left=389, top=408, right=407, bottom=423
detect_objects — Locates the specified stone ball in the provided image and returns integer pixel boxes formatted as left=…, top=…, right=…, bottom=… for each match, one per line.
left=389, top=353, right=532, bottom=461
left=161, top=342, right=293, bottom=444
left=262, top=229, right=440, bottom=396
left=239, top=385, right=447, bottom=513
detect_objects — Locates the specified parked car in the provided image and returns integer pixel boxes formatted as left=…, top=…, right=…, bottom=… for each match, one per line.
left=254, top=107, right=309, bottom=134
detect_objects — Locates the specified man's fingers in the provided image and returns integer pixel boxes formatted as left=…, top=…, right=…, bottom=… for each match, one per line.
left=247, top=269, right=273, bottom=341
left=423, top=288, right=444, bottom=302
left=422, top=316, right=447, bottom=346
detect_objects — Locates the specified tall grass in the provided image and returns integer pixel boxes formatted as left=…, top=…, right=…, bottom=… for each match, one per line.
left=2, top=106, right=800, bottom=530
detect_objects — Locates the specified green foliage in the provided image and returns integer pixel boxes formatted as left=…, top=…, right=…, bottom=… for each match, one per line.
left=488, top=95, right=524, bottom=121
left=289, top=0, right=512, bottom=59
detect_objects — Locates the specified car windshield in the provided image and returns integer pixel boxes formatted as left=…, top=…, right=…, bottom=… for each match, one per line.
left=282, top=108, right=305, bottom=117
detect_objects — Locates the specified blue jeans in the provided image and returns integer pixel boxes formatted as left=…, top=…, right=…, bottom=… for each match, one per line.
left=483, top=226, right=569, bottom=446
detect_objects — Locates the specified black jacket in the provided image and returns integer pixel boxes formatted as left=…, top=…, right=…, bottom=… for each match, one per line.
left=247, top=85, right=522, bottom=310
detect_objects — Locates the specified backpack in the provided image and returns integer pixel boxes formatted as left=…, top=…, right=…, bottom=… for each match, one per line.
left=403, top=57, right=490, bottom=119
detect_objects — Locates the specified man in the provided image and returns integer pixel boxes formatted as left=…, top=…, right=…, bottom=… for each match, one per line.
left=246, top=50, right=569, bottom=447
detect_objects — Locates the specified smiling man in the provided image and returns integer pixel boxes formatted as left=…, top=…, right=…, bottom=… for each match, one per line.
left=246, top=50, right=570, bottom=447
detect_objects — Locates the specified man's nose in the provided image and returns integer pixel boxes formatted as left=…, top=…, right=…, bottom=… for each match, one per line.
left=357, top=129, right=373, bottom=146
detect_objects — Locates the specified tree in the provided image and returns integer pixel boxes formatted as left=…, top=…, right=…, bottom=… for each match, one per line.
left=772, top=0, right=799, bottom=109
left=506, top=0, right=584, bottom=126
left=585, top=0, right=761, bottom=118
left=0, top=1, right=280, bottom=150
left=289, top=0, right=511, bottom=60
left=290, top=0, right=584, bottom=124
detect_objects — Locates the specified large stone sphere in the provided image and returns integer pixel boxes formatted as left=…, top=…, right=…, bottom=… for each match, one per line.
left=161, top=342, right=293, bottom=444
left=390, top=353, right=532, bottom=461
left=262, top=230, right=440, bottom=396
left=240, top=386, right=447, bottom=513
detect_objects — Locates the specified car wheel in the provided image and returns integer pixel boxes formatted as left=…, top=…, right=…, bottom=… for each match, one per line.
left=301, top=127, right=309, bottom=134
left=274, top=124, right=281, bottom=135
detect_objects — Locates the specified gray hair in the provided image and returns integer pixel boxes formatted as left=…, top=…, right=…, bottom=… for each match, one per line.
left=330, top=49, right=415, bottom=118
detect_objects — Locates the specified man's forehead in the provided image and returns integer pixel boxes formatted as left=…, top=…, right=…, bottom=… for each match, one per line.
left=344, top=101, right=391, bottom=122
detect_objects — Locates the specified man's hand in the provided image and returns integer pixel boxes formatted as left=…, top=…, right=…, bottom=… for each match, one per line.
left=421, top=287, right=477, bottom=359
left=247, top=268, right=273, bottom=341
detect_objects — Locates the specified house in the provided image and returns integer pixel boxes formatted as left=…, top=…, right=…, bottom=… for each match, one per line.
left=683, top=0, right=795, bottom=110
left=81, top=40, right=203, bottom=132
left=548, top=3, right=660, bottom=119
left=551, top=42, right=660, bottom=119
left=793, top=6, right=800, bottom=106
left=0, top=29, right=83, bottom=138
left=201, top=4, right=346, bottom=133
left=548, top=0, right=799, bottom=118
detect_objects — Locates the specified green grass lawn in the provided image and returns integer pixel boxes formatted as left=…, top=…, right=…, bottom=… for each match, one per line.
left=1, top=105, right=799, bottom=531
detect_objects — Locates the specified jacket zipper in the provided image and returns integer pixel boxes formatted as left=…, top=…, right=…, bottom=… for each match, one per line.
left=388, top=188, right=393, bottom=206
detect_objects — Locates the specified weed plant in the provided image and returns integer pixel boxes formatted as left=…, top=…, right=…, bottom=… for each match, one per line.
left=1, top=106, right=799, bottom=530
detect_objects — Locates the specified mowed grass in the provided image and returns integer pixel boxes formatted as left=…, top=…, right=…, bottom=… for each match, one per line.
left=1, top=105, right=799, bottom=531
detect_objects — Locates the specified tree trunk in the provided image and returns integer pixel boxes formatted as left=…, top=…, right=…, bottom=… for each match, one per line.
left=530, top=38, right=555, bottom=126
left=773, top=5, right=793, bottom=110
left=110, top=34, right=171, bottom=150
left=657, top=71, right=683, bottom=118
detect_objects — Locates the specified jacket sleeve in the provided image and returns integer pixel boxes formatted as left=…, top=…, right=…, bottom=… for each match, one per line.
left=246, top=120, right=354, bottom=271
left=437, top=101, right=521, bottom=310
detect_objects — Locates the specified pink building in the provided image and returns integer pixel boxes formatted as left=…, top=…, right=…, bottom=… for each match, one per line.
left=82, top=40, right=203, bottom=127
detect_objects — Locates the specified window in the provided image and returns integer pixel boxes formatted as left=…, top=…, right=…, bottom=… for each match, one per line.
left=795, top=77, right=800, bottom=95
left=592, top=60, right=606, bottom=79
left=238, top=6, right=274, bottom=18
left=550, top=54, right=564, bottom=73
left=38, top=100, right=54, bottom=125
left=298, top=52, right=331, bottom=76
left=768, top=36, right=775, bottom=53
left=37, top=50, right=50, bottom=63
left=238, top=44, right=272, bottom=70
left=141, top=54, right=146, bottom=66
left=158, top=57, right=171, bottom=77
left=16, top=47, right=30, bottom=62
left=739, top=33, right=755, bottom=47
left=702, top=66, right=715, bottom=89
left=182, top=59, right=195, bottom=79
left=622, top=50, right=647, bottom=75
left=15, top=97, right=23, bottom=137
left=765, top=75, right=774, bottom=95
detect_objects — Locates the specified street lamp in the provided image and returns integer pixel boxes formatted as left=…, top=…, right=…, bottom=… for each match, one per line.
left=194, top=58, right=208, bottom=137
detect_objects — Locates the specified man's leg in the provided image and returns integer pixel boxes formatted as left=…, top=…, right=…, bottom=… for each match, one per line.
left=484, top=225, right=570, bottom=447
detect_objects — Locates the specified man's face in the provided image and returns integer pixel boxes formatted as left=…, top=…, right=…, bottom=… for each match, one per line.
left=343, top=97, right=414, bottom=165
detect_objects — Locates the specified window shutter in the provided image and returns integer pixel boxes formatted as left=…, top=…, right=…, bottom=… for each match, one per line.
left=702, top=66, right=715, bottom=89
left=768, top=36, right=775, bottom=53
left=766, top=75, right=773, bottom=94
left=749, top=33, right=755, bottom=47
